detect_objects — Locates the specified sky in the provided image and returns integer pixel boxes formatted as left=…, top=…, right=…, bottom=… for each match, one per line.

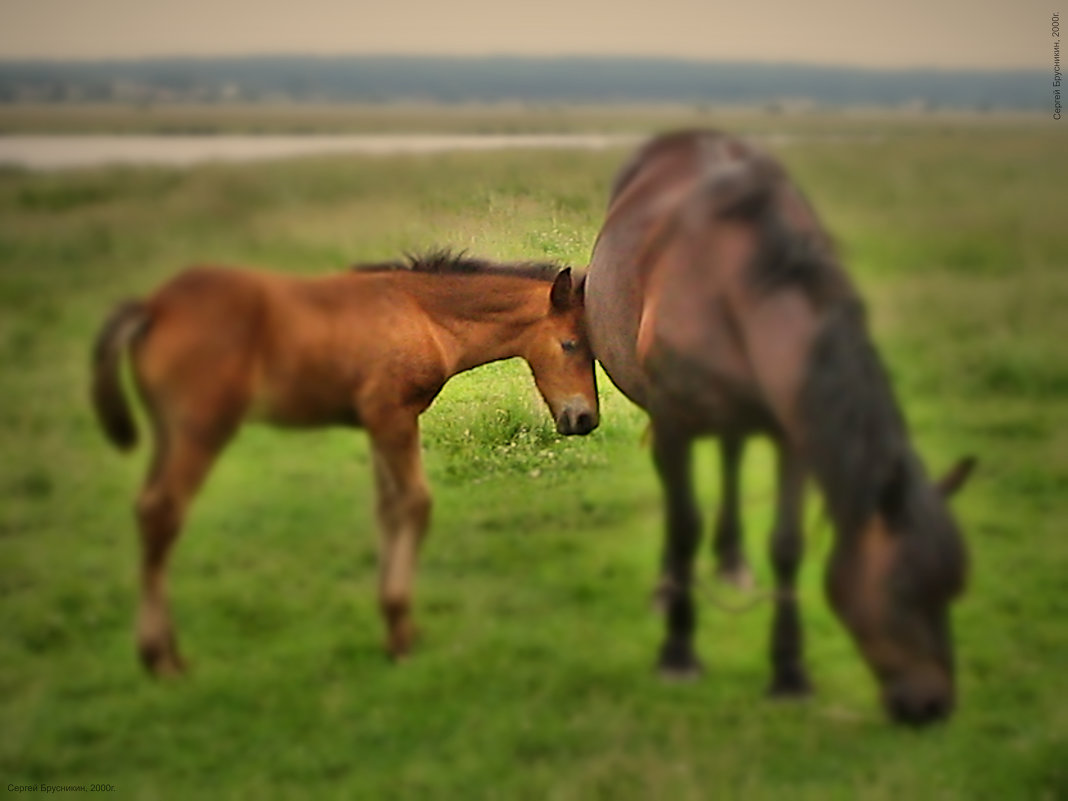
left=0, top=0, right=1051, bottom=69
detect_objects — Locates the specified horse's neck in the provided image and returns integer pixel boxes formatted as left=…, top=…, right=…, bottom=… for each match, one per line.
left=799, top=300, right=911, bottom=539
left=410, top=277, right=544, bottom=375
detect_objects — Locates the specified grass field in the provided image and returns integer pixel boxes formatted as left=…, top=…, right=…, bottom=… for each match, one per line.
left=1, top=115, right=1066, bottom=799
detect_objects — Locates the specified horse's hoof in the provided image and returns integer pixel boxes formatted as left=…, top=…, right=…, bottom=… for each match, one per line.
left=658, top=663, right=703, bottom=682
left=767, top=672, right=813, bottom=699
left=715, top=563, right=754, bottom=590
left=649, top=585, right=671, bottom=615
left=657, top=643, right=703, bottom=681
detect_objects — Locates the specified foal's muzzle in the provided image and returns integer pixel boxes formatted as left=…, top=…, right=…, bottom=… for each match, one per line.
left=557, top=403, right=599, bottom=436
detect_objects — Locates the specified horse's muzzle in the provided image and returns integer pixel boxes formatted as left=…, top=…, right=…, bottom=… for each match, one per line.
left=884, top=675, right=955, bottom=727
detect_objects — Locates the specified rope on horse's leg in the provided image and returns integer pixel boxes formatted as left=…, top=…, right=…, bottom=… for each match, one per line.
left=702, top=582, right=778, bottom=614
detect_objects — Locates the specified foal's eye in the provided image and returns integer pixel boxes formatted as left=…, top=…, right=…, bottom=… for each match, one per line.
left=561, top=340, right=579, bottom=354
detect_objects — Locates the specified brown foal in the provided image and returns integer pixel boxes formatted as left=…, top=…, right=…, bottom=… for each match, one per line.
left=91, top=252, right=598, bottom=675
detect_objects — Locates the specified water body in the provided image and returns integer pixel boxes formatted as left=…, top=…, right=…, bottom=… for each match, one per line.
left=0, top=133, right=643, bottom=170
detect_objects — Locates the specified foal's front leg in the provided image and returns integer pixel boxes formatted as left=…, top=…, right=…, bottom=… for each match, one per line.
left=367, top=413, right=432, bottom=660
left=652, top=424, right=703, bottom=678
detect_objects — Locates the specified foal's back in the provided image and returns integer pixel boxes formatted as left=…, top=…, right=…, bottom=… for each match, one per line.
left=134, top=266, right=441, bottom=429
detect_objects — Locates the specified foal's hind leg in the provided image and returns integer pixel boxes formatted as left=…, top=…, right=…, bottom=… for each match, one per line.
left=135, top=419, right=230, bottom=675
left=367, top=412, right=431, bottom=660
left=767, top=442, right=811, bottom=697
left=652, top=424, right=703, bottom=678
left=712, top=435, right=753, bottom=588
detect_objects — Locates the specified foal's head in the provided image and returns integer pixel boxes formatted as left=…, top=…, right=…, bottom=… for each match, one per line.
left=826, top=456, right=975, bottom=726
left=523, top=269, right=599, bottom=436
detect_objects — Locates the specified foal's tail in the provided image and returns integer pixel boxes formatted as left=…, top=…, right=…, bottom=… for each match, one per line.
left=91, top=300, right=150, bottom=451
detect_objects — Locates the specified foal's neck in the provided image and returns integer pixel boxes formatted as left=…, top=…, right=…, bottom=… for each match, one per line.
left=407, top=275, right=547, bottom=375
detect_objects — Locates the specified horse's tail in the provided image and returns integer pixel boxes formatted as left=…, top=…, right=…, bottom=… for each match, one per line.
left=91, top=300, right=150, bottom=451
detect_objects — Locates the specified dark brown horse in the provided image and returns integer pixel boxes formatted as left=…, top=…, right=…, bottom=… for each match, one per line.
left=585, top=130, right=974, bottom=726
left=92, top=251, right=598, bottom=676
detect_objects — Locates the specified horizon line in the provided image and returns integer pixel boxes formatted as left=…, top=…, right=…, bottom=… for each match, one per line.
left=0, top=52, right=1045, bottom=74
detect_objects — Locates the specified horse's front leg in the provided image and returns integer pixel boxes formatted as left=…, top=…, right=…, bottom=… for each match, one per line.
left=367, top=412, right=432, bottom=660
left=767, top=441, right=811, bottom=697
left=712, top=435, right=753, bottom=588
left=651, top=423, right=703, bottom=678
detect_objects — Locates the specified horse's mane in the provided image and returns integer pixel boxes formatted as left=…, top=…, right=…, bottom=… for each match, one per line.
left=353, top=249, right=562, bottom=283
left=799, top=299, right=916, bottom=536
left=673, top=129, right=915, bottom=537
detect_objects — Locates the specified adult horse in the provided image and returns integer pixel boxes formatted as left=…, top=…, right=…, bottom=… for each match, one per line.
left=92, top=251, right=598, bottom=675
left=584, top=130, right=974, bottom=726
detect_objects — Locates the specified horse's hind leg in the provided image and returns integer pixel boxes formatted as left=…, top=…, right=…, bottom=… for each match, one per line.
left=767, top=442, right=811, bottom=697
left=652, top=423, right=703, bottom=678
left=712, top=435, right=753, bottom=588
left=135, top=418, right=230, bottom=676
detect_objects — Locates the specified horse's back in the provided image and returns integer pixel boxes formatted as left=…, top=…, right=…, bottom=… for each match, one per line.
left=586, top=130, right=830, bottom=436
left=587, top=133, right=763, bottom=430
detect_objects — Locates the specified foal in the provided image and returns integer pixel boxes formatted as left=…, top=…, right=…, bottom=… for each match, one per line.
left=92, top=252, right=598, bottom=675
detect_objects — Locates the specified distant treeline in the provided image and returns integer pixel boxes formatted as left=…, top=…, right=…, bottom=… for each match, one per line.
left=0, top=55, right=1046, bottom=109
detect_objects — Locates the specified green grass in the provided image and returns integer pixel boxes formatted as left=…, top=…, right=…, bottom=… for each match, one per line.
left=1, top=120, right=1066, bottom=799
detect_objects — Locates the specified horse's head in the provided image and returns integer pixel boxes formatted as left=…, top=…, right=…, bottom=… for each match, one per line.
left=826, top=456, right=975, bottom=726
left=523, top=268, right=599, bottom=436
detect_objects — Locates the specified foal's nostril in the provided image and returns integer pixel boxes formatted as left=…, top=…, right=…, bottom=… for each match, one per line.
left=574, top=412, right=595, bottom=435
left=557, top=407, right=596, bottom=436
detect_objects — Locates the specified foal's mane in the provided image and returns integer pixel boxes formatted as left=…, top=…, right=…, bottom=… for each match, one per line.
left=353, top=250, right=562, bottom=283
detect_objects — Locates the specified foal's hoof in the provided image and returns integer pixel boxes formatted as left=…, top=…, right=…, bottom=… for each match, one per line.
left=767, top=670, right=813, bottom=699
left=385, top=627, right=420, bottom=663
left=138, top=643, right=187, bottom=678
left=385, top=640, right=412, bottom=663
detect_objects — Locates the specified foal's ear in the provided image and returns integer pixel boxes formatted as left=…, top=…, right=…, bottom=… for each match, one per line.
left=936, top=455, right=977, bottom=498
left=550, top=268, right=574, bottom=311
left=574, top=272, right=587, bottom=305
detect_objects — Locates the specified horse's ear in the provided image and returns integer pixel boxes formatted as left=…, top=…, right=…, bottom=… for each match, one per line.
left=550, top=268, right=574, bottom=311
left=937, top=455, right=977, bottom=498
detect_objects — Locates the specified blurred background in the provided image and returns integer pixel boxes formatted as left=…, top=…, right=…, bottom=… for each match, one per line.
left=1, top=1, right=1064, bottom=798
